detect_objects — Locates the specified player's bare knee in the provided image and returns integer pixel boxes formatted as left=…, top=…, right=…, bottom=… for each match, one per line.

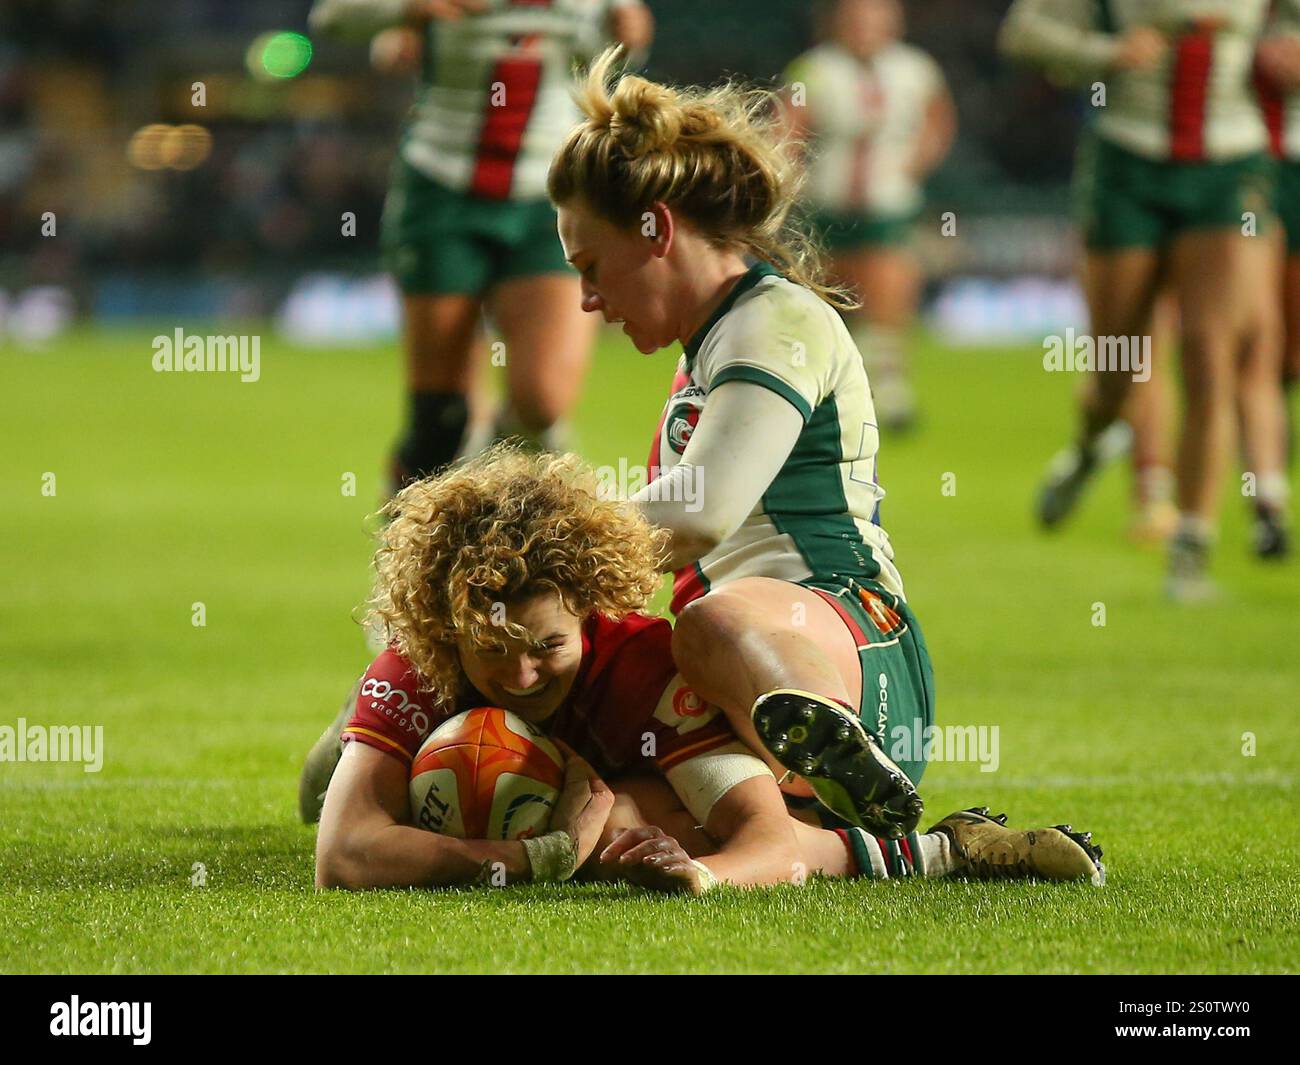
left=673, top=595, right=747, bottom=663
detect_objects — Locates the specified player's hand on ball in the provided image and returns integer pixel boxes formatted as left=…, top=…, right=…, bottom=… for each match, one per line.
left=404, top=0, right=488, bottom=22
left=600, top=826, right=705, bottom=896
left=551, top=749, right=615, bottom=868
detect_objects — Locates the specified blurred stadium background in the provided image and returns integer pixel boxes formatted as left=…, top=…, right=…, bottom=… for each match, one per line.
left=0, top=0, right=1084, bottom=345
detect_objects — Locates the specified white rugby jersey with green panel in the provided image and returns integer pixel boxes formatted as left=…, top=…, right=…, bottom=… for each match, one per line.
left=635, top=261, right=905, bottom=616
left=784, top=41, right=947, bottom=216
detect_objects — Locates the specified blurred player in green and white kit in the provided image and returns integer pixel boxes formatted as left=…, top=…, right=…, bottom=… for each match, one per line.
left=309, top=0, right=654, bottom=490
left=782, top=0, right=956, bottom=431
left=1255, top=11, right=1300, bottom=489
left=1002, top=0, right=1298, bottom=599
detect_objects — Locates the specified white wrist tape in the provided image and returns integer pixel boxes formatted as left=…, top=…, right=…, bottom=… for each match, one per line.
left=522, top=829, right=578, bottom=883
left=690, top=860, right=719, bottom=893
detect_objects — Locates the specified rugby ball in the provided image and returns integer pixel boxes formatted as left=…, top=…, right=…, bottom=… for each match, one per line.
left=409, top=707, right=565, bottom=840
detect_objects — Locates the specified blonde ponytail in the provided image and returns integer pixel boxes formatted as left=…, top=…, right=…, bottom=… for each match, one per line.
left=548, top=47, right=857, bottom=312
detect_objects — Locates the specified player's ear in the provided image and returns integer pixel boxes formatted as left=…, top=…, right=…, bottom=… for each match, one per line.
left=647, top=201, right=673, bottom=258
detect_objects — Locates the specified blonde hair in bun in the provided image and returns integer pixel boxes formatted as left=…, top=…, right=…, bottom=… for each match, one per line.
left=547, top=46, right=856, bottom=311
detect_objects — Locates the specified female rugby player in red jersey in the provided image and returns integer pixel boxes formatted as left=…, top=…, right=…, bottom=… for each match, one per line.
left=304, top=447, right=1103, bottom=892
left=311, top=445, right=801, bottom=891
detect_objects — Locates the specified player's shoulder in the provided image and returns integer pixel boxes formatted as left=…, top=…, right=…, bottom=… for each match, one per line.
left=362, top=647, right=422, bottom=684
left=570, top=612, right=735, bottom=772
left=785, top=42, right=844, bottom=83
left=581, top=611, right=673, bottom=675
left=691, top=268, right=844, bottom=401
left=569, top=611, right=677, bottom=745
left=577, top=612, right=677, bottom=709
left=708, top=269, right=840, bottom=359
left=344, top=648, right=445, bottom=763
left=356, top=648, right=443, bottom=718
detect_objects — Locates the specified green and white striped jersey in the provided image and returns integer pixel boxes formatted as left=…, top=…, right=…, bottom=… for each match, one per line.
left=310, top=0, right=635, bottom=199
left=785, top=42, right=946, bottom=215
left=1002, top=0, right=1289, bottom=161
left=648, top=263, right=905, bottom=616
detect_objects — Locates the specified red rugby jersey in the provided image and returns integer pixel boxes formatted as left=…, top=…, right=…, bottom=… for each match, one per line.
left=341, top=612, right=734, bottom=777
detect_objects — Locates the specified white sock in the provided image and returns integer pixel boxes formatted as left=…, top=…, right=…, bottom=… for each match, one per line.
left=1257, top=471, right=1291, bottom=512
left=1135, top=464, right=1174, bottom=506
left=915, top=830, right=958, bottom=877
left=1175, top=513, right=1215, bottom=545
left=846, top=829, right=957, bottom=879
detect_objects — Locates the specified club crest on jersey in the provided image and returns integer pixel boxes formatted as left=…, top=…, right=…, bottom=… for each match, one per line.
left=672, top=685, right=707, bottom=718
left=666, top=405, right=700, bottom=454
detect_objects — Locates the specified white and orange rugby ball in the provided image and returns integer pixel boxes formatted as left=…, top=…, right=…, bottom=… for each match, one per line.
left=409, top=707, right=565, bottom=840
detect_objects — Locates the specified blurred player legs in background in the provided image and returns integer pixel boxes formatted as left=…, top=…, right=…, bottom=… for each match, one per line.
left=1046, top=238, right=1290, bottom=559
left=1235, top=226, right=1291, bottom=558
left=1285, top=235, right=1300, bottom=459
left=311, top=0, right=652, bottom=496
left=1123, top=292, right=1178, bottom=545
left=1254, top=28, right=1300, bottom=550
left=1005, top=0, right=1297, bottom=600
left=782, top=0, right=955, bottom=433
left=830, top=242, right=925, bottom=432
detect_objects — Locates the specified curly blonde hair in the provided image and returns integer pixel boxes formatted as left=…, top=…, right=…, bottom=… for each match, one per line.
left=547, top=46, right=856, bottom=311
left=365, top=444, right=668, bottom=705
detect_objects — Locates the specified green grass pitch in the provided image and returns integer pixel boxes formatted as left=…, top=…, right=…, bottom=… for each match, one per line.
left=2, top=324, right=1297, bottom=974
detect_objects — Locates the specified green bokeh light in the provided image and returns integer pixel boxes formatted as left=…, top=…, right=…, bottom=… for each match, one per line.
left=259, top=32, right=312, bottom=79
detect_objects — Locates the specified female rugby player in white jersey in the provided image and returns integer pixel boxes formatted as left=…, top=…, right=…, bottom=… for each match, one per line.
left=549, top=47, right=939, bottom=840
left=782, top=0, right=956, bottom=431
left=309, top=0, right=653, bottom=490
left=1001, top=0, right=1297, bottom=598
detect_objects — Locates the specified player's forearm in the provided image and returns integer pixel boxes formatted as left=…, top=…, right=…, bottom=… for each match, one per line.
left=633, top=489, right=726, bottom=572
left=308, top=0, right=411, bottom=39
left=999, top=0, right=1120, bottom=82
left=694, top=813, right=802, bottom=888
left=316, top=822, right=529, bottom=889
left=633, top=382, right=806, bottom=571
